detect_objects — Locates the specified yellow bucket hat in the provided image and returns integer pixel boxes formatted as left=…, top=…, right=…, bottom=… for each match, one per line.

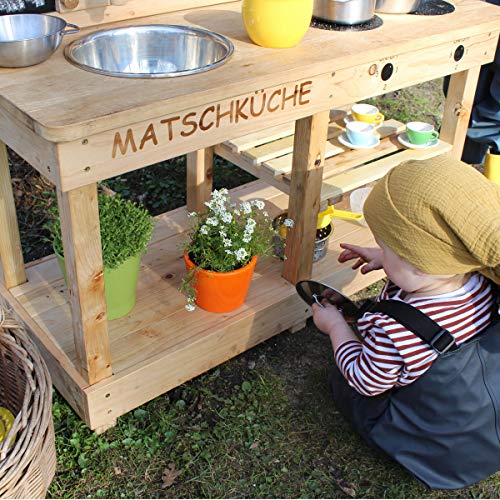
left=364, top=155, right=500, bottom=284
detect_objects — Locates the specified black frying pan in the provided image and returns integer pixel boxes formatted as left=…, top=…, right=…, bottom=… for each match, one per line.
left=296, top=280, right=361, bottom=322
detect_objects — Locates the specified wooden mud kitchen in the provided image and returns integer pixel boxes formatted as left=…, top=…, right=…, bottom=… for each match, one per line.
left=0, top=0, right=498, bottom=431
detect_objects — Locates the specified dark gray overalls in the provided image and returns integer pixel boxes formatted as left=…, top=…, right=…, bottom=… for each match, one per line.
left=330, top=295, right=500, bottom=489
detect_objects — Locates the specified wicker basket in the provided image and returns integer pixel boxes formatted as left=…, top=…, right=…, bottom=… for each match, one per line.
left=0, top=307, right=56, bottom=499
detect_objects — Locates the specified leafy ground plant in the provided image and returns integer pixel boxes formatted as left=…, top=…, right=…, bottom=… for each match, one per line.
left=45, top=193, right=154, bottom=269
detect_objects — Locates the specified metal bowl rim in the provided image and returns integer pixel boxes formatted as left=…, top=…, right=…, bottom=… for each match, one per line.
left=0, top=13, right=68, bottom=43
left=64, top=24, right=235, bottom=79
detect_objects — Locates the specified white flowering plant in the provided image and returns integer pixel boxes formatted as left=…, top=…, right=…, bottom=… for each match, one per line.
left=181, top=188, right=293, bottom=310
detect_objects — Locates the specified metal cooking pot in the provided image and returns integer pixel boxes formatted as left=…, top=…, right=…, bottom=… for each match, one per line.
left=313, top=0, right=376, bottom=25
left=375, top=0, right=421, bottom=13
left=0, top=14, right=79, bottom=68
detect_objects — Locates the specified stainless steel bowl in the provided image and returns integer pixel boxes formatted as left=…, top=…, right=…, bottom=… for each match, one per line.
left=313, top=0, right=376, bottom=25
left=375, top=0, right=421, bottom=13
left=64, top=25, right=234, bottom=79
left=0, top=14, right=79, bottom=68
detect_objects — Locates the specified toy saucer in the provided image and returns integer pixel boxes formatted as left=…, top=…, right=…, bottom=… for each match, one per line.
left=398, top=132, right=439, bottom=150
left=338, top=132, right=380, bottom=150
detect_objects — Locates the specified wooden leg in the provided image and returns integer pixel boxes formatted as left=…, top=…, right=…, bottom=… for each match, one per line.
left=93, top=419, right=117, bottom=434
left=57, top=184, right=112, bottom=384
left=289, top=320, right=307, bottom=333
left=0, top=141, right=26, bottom=289
left=441, top=66, right=481, bottom=160
left=282, top=111, right=330, bottom=284
left=186, top=148, right=214, bottom=213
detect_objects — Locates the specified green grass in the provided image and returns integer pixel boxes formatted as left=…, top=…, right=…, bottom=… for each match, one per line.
left=104, top=155, right=256, bottom=217
left=366, top=79, right=445, bottom=129
left=48, top=323, right=500, bottom=498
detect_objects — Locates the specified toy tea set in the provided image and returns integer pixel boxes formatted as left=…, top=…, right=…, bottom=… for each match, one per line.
left=340, top=103, right=440, bottom=150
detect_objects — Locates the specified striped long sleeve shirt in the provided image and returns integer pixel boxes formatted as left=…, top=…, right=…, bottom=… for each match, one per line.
left=335, top=273, right=494, bottom=397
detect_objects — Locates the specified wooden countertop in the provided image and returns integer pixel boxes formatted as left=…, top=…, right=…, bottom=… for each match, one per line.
left=0, top=0, right=498, bottom=142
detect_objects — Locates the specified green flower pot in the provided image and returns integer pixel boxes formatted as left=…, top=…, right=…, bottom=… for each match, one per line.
left=55, top=250, right=142, bottom=321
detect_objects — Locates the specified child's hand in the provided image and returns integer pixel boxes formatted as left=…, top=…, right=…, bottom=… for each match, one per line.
left=338, top=243, right=383, bottom=274
left=311, top=301, right=346, bottom=336
left=312, top=302, right=360, bottom=351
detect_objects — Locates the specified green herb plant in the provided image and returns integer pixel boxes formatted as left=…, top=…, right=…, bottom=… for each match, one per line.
left=180, top=188, right=293, bottom=310
left=46, top=193, right=155, bottom=269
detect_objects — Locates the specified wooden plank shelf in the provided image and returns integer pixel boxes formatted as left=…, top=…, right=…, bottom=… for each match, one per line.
left=2, top=181, right=383, bottom=430
left=216, top=114, right=453, bottom=202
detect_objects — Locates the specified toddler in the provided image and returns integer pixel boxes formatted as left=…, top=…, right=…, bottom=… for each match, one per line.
left=312, top=155, right=500, bottom=489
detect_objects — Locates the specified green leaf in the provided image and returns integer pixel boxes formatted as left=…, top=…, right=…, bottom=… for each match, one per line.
left=77, top=453, right=89, bottom=469
left=163, top=430, right=176, bottom=443
left=175, top=399, right=186, bottom=410
left=133, top=408, right=149, bottom=422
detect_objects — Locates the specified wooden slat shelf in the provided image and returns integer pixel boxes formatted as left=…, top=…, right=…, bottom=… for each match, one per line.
left=216, top=114, right=453, bottom=202
left=4, top=181, right=383, bottom=429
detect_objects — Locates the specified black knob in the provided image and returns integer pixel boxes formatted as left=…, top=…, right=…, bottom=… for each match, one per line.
left=381, top=63, right=394, bottom=81
left=454, top=45, right=465, bottom=62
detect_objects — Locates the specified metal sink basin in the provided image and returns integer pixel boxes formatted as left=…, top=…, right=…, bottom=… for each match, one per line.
left=64, top=25, right=234, bottom=78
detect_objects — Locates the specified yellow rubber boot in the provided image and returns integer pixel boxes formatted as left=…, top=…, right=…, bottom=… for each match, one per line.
left=484, top=150, right=500, bottom=185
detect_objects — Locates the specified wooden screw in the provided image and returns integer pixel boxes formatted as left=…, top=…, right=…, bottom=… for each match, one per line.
left=62, top=0, right=80, bottom=8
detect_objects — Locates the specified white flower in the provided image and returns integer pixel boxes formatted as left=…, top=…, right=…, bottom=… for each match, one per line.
left=185, top=303, right=196, bottom=312
left=200, top=225, right=209, bottom=235
left=221, top=212, right=233, bottom=224
left=263, top=211, right=269, bottom=217
left=206, top=217, right=219, bottom=226
left=223, top=238, right=232, bottom=247
left=284, top=218, right=294, bottom=228
left=225, top=249, right=233, bottom=255
left=235, top=248, right=248, bottom=261
left=251, top=199, right=265, bottom=210
left=243, top=235, right=252, bottom=243
left=188, top=211, right=197, bottom=217
left=219, top=230, right=227, bottom=238
left=240, top=202, right=252, bottom=214
left=234, top=209, right=241, bottom=216
left=245, top=219, right=256, bottom=234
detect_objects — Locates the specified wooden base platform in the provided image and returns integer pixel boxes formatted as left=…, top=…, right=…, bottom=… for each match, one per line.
left=0, top=181, right=383, bottom=431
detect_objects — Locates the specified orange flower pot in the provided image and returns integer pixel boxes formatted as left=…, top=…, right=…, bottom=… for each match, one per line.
left=183, top=253, right=258, bottom=313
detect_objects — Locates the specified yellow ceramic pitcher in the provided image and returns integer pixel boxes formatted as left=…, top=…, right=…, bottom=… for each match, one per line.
left=242, top=0, right=313, bottom=48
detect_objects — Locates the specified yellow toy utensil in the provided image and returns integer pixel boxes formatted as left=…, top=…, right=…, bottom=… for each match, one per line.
left=317, top=205, right=363, bottom=229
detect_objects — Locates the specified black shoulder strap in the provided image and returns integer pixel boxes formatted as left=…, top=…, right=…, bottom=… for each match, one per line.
left=368, top=300, right=458, bottom=355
